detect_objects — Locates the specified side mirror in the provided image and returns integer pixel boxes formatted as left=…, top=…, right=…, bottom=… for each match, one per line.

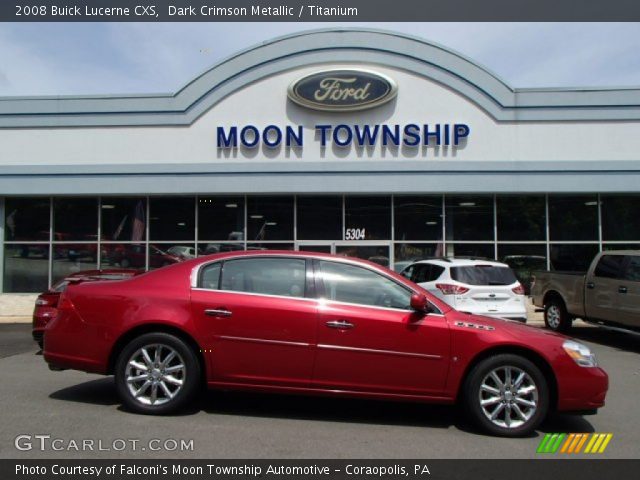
left=410, top=293, right=430, bottom=313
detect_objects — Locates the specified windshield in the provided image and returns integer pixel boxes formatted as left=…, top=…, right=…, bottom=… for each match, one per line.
left=450, top=265, right=518, bottom=286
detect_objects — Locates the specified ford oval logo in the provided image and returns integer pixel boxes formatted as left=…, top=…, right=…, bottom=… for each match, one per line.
left=287, top=69, right=398, bottom=112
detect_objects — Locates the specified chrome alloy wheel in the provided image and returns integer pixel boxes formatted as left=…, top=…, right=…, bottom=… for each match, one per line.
left=125, top=344, right=186, bottom=406
left=478, top=366, right=539, bottom=429
left=546, top=305, right=561, bottom=329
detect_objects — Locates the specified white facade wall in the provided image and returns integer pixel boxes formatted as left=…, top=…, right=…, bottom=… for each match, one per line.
left=1, top=66, right=640, bottom=167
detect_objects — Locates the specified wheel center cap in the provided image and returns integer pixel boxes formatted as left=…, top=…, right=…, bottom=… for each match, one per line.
left=151, top=368, right=161, bottom=380
left=504, top=391, right=513, bottom=401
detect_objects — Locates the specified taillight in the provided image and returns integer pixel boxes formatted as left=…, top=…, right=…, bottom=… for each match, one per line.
left=512, top=284, right=525, bottom=295
left=35, top=295, right=58, bottom=307
left=436, top=283, right=470, bottom=295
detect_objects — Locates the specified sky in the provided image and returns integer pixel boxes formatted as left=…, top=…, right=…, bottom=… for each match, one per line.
left=1, top=22, right=640, bottom=96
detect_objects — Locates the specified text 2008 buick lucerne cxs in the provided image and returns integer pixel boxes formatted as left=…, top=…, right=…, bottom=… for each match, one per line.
left=43, top=251, right=608, bottom=436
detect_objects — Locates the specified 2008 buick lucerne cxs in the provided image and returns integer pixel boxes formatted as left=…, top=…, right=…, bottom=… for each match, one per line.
left=43, top=251, right=608, bottom=436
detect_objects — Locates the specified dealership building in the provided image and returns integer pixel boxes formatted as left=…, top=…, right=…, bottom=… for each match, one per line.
left=1, top=28, right=640, bottom=293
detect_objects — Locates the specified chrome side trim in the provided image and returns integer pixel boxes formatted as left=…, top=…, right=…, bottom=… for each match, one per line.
left=454, top=321, right=495, bottom=331
left=218, top=335, right=311, bottom=348
left=317, top=343, right=443, bottom=360
left=204, top=309, right=233, bottom=317
left=192, top=287, right=320, bottom=303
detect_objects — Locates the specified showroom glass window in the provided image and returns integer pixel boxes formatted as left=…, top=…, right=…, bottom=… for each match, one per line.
left=220, top=257, right=306, bottom=298
left=548, top=195, right=599, bottom=241
left=4, top=198, right=50, bottom=241
left=297, top=196, right=342, bottom=240
left=498, top=244, right=547, bottom=294
left=198, top=196, right=245, bottom=241
left=4, top=198, right=51, bottom=292
left=344, top=196, right=391, bottom=240
left=447, top=243, right=495, bottom=259
left=247, top=196, right=294, bottom=241
left=445, top=195, right=494, bottom=241
left=149, top=197, right=195, bottom=241
left=101, top=198, right=147, bottom=242
left=53, top=198, right=98, bottom=241
left=601, top=194, right=640, bottom=241
left=497, top=195, right=546, bottom=241
left=3, top=244, right=49, bottom=293
left=148, top=244, right=197, bottom=270
left=394, top=243, right=440, bottom=272
left=394, top=195, right=442, bottom=241
left=101, top=243, right=146, bottom=269
left=550, top=244, right=599, bottom=271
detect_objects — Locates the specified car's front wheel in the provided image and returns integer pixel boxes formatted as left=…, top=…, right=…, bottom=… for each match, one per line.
left=463, top=354, right=549, bottom=437
left=115, top=332, right=201, bottom=414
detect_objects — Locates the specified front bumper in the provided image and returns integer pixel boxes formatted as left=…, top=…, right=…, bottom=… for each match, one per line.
left=556, top=365, right=609, bottom=412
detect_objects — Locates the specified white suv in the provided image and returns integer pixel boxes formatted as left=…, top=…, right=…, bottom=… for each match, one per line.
left=400, top=258, right=527, bottom=322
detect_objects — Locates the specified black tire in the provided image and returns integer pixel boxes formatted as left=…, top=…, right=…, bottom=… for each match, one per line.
left=462, top=354, right=549, bottom=437
left=544, top=297, right=572, bottom=332
left=115, top=332, right=201, bottom=415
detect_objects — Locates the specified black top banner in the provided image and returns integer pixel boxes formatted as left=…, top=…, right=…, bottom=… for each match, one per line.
left=2, top=0, right=640, bottom=22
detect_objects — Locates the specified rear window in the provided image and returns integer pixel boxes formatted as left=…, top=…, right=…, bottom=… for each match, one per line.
left=450, top=265, right=517, bottom=286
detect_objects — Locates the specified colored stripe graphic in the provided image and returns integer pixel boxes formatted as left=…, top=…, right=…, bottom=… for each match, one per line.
left=585, top=433, right=613, bottom=454
left=560, top=433, right=589, bottom=453
left=537, top=433, right=565, bottom=453
left=538, top=433, right=613, bottom=454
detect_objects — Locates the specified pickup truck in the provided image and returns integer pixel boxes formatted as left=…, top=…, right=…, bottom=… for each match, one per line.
left=531, top=250, right=640, bottom=332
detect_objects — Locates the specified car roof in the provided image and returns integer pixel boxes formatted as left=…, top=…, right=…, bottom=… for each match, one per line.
left=410, top=258, right=509, bottom=268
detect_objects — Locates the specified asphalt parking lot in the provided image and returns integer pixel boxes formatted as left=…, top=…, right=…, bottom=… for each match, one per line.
left=0, top=323, right=638, bottom=459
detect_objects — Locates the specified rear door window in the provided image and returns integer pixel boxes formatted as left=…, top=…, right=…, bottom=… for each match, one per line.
left=622, top=256, right=640, bottom=282
left=400, top=265, right=414, bottom=279
left=412, top=264, right=431, bottom=283
left=450, top=266, right=517, bottom=285
left=200, top=262, right=221, bottom=290
left=219, top=257, right=307, bottom=298
left=427, top=265, right=445, bottom=281
left=594, top=255, right=625, bottom=279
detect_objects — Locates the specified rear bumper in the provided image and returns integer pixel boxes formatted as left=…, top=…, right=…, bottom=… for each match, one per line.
left=475, top=312, right=528, bottom=322
left=451, top=301, right=527, bottom=322
left=43, top=307, right=110, bottom=375
left=32, top=329, right=44, bottom=347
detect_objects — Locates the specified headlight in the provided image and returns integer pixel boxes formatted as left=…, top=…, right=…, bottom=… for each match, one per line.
left=563, top=340, right=598, bottom=367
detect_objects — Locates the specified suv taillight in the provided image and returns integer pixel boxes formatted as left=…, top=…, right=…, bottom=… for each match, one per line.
left=436, top=283, right=470, bottom=295
left=512, top=284, right=525, bottom=295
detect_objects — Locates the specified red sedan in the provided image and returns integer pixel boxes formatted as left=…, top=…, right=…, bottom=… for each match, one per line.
left=33, top=269, right=142, bottom=348
left=43, top=251, right=608, bottom=436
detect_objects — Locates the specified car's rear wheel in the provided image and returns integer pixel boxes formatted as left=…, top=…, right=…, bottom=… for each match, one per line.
left=463, top=354, right=549, bottom=437
left=115, top=332, right=201, bottom=414
left=544, top=298, right=571, bottom=332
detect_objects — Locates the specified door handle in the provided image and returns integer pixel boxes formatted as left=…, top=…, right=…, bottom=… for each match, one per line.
left=204, top=308, right=233, bottom=318
left=586, top=282, right=595, bottom=289
left=325, top=320, right=354, bottom=330
left=619, top=286, right=628, bottom=294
